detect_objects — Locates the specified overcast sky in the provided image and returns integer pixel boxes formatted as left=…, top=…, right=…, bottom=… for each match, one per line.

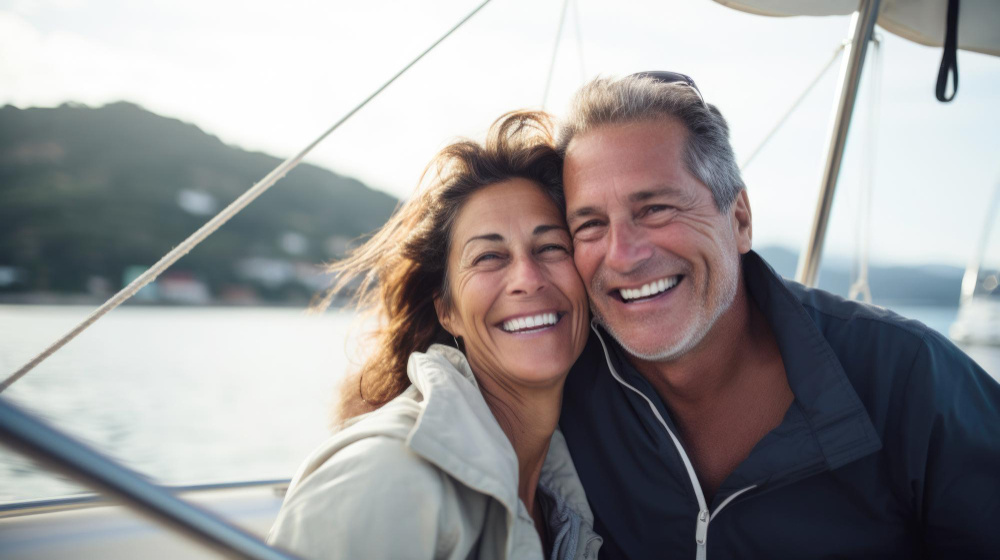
left=2, top=0, right=999, bottom=269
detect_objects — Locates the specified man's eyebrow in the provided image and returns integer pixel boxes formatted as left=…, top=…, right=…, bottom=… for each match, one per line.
left=566, top=207, right=601, bottom=223
left=567, top=187, right=687, bottom=222
left=628, top=186, right=685, bottom=203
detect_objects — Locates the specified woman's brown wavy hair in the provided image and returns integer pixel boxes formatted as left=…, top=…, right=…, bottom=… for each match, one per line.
left=314, top=110, right=565, bottom=424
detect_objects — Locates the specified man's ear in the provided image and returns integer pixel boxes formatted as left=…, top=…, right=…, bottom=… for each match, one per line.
left=434, top=296, right=454, bottom=336
left=731, top=189, right=752, bottom=254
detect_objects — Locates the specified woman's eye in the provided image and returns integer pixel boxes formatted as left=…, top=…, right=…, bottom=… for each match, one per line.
left=473, top=253, right=502, bottom=265
left=538, top=244, right=569, bottom=255
left=642, top=205, right=669, bottom=216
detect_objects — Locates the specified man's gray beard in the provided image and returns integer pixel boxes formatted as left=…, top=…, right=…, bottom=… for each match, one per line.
left=590, top=260, right=740, bottom=363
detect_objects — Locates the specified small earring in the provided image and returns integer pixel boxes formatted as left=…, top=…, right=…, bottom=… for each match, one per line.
left=453, top=335, right=461, bottom=351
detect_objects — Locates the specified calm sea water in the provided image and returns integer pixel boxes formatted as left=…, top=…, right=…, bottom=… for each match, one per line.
left=0, top=303, right=996, bottom=503
left=0, top=305, right=362, bottom=502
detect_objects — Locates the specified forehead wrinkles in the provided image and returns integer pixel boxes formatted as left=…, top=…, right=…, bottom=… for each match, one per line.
left=565, top=123, right=687, bottom=212
left=564, top=153, right=627, bottom=218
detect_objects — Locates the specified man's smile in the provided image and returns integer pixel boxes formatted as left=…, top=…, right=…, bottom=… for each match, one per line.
left=613, top=275, right=683, bottom=303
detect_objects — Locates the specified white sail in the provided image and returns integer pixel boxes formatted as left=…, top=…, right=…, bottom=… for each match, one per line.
left=713, top=0, right=1000, bottom=56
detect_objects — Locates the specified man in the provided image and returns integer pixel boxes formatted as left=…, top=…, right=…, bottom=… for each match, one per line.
left=556, top=73, right=1000, bottom=559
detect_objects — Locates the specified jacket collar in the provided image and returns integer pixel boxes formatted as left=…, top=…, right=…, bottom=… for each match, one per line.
left=602, top=251, right=882, bottom=498
left=404, top=345, right=521, bottom=512
left=404, top=344, right=596, bottom=530
left=737, top=251, right=882, bottom=486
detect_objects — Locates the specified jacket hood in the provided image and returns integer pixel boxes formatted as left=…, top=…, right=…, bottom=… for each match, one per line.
left=405, top=345, right=522, bottom=513
left=289, top=344, right=599, bottom=559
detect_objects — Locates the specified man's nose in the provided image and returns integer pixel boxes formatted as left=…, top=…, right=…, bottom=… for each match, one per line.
left=507, top=255, right=546, bottom=295
left=605, top=220, right=653, bottom=273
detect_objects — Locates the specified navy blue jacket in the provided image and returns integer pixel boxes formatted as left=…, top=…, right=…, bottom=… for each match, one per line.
left=560, top=251, right=1000, bottom=559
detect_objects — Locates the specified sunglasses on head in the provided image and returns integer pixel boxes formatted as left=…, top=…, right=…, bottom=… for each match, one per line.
left=628, top=71, right=706, bottom=106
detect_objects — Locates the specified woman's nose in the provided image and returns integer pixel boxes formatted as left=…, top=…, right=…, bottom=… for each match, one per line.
left=507, top=256, right=546, bottom=295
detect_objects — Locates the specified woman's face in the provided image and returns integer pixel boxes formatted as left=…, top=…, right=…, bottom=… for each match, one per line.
left=436, top=178, right=589, bottom=388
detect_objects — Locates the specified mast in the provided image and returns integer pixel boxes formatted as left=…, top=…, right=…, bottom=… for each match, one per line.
left=795, top=0, right=882, bottom=286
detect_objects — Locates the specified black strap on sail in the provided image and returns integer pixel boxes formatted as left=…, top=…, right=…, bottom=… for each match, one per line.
left=936, top=0, right=960, bottom=102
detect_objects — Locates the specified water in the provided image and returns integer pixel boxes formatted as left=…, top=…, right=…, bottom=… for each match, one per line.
left=0, top=303, right=996, bottom=503
left=0, top=305, right=364, bottom=502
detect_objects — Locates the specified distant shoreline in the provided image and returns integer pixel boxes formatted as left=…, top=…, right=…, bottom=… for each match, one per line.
left=0, top=292, right=957, bottom=309
left=0, top=293, right=350, bottom=309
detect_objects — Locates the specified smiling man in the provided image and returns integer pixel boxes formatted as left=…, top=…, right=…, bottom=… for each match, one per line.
left=556, top=74, right=1000, bottom=559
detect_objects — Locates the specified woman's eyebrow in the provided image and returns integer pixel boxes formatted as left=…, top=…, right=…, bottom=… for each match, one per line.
left=534, top=224, right=568, bottom=235
left=463, top=224, right=566, bottom=248
left=462, top=233, right=503, bottom=249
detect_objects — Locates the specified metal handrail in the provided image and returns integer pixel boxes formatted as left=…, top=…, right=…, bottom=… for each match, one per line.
left=0, top=397, right=298, bottom=560
left=0, top=478, right=290, bottom=518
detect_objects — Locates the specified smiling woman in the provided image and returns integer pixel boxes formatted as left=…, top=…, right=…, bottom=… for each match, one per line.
left=267, top=111, right=600, bottom=560
left=437, top=179, right=589, bottom=394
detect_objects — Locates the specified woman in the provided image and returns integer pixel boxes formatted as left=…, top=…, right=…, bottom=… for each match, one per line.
left=267, top=111, right=601, bottom=560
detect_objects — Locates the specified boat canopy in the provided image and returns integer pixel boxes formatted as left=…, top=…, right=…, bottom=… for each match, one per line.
left=712, top=0, right=1000, bottom=56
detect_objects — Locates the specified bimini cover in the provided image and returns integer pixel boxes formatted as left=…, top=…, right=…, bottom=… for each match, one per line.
left=712, top=0, right=1000, bottom=56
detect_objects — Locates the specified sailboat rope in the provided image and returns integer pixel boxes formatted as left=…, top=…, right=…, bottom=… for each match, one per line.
left=572, top=0, right=587, bottom=82
left=0, top=0, right=495, bottom=394
left=741, top=40, right=848, bottom=171
left=849, top=35, right=883, bottom=303
left=542, top=0, right=573, bottom=108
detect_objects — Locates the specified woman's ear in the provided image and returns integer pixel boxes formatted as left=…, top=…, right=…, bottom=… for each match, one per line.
left=434, top=296, right=454, bottom=335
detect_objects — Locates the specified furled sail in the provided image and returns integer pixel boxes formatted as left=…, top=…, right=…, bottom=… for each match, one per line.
left=712, top=0, right=1000, bottom=56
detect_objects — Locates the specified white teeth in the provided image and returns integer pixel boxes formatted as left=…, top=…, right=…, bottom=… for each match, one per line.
left=619, top=276, right=679, bottom=301
left=502, top=313, right=559, bottom=333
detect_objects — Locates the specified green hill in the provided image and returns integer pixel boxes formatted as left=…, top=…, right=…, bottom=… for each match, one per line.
left=0, top=101, right=963, bottom=307
left=0, top=102, right=398, bottom=303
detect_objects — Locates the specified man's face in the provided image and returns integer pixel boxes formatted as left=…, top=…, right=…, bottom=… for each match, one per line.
left=563, top=117, right=752, bottom=362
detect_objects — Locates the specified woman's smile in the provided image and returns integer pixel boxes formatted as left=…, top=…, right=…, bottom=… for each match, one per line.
left=499, top=311, right=563, bottom=334
left=437, top=178, right=589, bottom=387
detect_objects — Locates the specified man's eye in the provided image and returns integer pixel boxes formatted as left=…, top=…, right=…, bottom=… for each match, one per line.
left=638, top=205, right=676, bottom=224
left=573, top=220, right=604, bottom=236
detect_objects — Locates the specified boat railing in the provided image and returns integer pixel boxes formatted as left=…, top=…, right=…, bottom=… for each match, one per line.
left=0, top=396, right=299, bottom=559
left=0, top=479, right=290, bottom=519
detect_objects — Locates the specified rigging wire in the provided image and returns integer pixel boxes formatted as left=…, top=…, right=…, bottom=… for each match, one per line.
left=740, top=41, right=848, bottom=171
left=0, top=0, right=495, bottom=394
left=572, top=0, right=587, bottom=82
left=849, top=35, right=883, bottom=304
left=542, top=0, right=572, bottom=109
left=960, top=177, right=1000, bottom=302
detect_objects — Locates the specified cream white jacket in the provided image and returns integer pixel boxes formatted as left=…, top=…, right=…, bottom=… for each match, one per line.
left=267, top=344, right=602, bottom=560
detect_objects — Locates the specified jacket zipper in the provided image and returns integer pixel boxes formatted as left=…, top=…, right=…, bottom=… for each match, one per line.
left=591, top=326, right=756, bottom=560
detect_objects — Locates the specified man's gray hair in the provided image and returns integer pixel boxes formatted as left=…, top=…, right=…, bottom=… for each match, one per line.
left=557, top=75, right=745, bottom=211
